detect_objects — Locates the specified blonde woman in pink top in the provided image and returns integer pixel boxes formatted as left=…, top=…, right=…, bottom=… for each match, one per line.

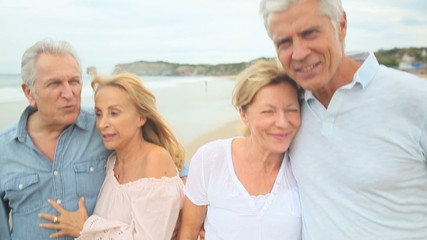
left=39, top=73, right=185, bottom=239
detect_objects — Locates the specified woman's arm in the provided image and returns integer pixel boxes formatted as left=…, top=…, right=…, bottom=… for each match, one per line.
left=179, top=197, right=207, bottom=240
left=40, top=178, right=184, bottom=240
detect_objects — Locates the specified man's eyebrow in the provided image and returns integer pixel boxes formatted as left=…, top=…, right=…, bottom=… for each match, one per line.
left=44, top=78, right=61, bottom=85
left=298, top=25, right=320, bottom=36
left=274, top=37, right=292, bottom=47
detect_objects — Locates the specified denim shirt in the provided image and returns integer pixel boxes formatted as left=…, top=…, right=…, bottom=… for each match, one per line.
left=0, top=106, right=111, bottom=240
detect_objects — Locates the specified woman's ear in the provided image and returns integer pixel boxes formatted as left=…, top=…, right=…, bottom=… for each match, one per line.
left=239, top=107, right=249, bottom=126
left=138, top=115, right=147, bottom=127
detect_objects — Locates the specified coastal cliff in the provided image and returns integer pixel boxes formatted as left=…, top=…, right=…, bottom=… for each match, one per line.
left=113, top=58, right=271, bottom=76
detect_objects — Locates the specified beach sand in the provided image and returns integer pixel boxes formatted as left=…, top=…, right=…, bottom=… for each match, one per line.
left=151, top=78, right=243, bottom=159
left=185, top=118, right=243, bottom=158
left=0, top=77, right=243, bottom=161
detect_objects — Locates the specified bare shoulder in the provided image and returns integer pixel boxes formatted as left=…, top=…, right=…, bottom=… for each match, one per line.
left=144, top=144, right=177, bottom=179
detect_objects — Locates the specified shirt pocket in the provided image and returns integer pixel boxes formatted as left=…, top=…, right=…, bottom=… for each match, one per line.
left=73, top=160, right=106, bottom=199
left=4, top=174, right=43, bottom=215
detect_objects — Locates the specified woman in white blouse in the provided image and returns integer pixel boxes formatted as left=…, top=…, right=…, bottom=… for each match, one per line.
left=179, top=60, right=303, bottom=240
left=39, top=73, right=185, bottom=239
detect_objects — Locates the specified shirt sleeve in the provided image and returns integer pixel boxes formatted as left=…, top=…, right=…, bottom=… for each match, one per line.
left=179, top=162, right=189, bottom=178
left=183, top=145, right=210, bottom=206
left=77, top=177, right=184, bottom=240
left=421, top=116, right=427, bottom=162
left=0, top=192, right=11, bottom=239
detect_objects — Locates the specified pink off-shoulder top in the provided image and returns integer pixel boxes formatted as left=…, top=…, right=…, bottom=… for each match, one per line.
left=77, top=153, right=184, bottom=240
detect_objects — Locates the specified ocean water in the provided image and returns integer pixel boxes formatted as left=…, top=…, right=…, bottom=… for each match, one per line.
left=0, top=74, right=22, bottom=87
left=0, top=74, right=226, bottom=103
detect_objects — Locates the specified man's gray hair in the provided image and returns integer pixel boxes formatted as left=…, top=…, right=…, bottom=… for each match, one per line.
left=21, top=39, right=82, bottom=90
left=259, top=0, right=344, bottom=35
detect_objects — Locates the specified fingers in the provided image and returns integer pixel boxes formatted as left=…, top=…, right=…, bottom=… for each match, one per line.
left=49, top=230, right=67, bottom=238
left=39, top=213, right=60, bottom=230
left=39, top=222, right=61, bottom=230
left=78, top=196, right=89, bottom=220
left=39, top=197, right=87, bottom=238
left=78, top=196, right=86, bottom=211
left=48, top=199, right=66, bottom=214
left=39, top=218, right=71, bottom=238
left=38, top=213, right=56, bottom=222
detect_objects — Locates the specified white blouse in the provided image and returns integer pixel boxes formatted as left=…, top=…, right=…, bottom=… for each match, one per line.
left=184, top=137, right=301, bottom=240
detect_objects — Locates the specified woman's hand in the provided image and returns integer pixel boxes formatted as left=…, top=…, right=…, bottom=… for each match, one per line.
left=39, top=197, right=88, bottom=238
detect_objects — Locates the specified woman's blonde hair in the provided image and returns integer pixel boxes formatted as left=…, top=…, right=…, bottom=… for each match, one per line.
left=232, top=59, right=303, bottom=136
left=91, top=73, right=185, bottom=170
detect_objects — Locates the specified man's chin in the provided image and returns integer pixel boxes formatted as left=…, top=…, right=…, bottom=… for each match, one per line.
left=61, top=112, right=80, bottom=125
left=296, top=76, right=325, bottom=92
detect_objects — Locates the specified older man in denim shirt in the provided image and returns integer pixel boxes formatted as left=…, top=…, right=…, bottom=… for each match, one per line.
left=0, top=39, right=111, bottom=239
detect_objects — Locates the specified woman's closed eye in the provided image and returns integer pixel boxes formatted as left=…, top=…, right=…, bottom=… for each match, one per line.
left=261, top=109, right=275, bottom=114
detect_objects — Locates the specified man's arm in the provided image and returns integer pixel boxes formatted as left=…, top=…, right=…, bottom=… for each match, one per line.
left=0, top=192, right=11, bottom=239
left=421, top=117, right=427, bottom=161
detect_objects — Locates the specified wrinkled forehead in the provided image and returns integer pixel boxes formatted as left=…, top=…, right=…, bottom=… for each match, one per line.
left=33, top=54, right=81, bottom=84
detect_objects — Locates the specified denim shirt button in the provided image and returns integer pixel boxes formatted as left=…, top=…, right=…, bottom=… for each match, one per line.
left=18, top=183, right=24, bottom=190
left=89, top=167, right=94, bottom=172
left=56, top=199, right=62, bottom=204
left=53, top=171, right=59, bottom=176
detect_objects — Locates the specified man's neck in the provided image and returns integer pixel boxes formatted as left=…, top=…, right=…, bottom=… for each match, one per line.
left=26, top=112, right=71, bottom=161
left=313, top=56, right=362, bottom=108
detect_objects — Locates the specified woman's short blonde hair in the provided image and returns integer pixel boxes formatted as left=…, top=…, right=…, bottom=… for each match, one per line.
left=232, top=59, right=303, bottom=136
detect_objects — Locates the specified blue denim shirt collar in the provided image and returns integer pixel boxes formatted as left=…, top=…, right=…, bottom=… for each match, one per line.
left=15, top=106, right=92, bottom=143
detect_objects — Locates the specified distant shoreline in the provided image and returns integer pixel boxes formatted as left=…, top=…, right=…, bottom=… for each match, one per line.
left=416, top=73, right=427, bottom=79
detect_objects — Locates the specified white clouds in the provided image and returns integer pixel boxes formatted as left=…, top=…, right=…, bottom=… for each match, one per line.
left=0, top=0, right=425, bottom=74
left=343, top=0, right=427, bottom=52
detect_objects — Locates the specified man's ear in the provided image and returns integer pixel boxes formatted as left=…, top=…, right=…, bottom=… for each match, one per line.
left=22, top=84, right=37, bottom=108
left=338, top=11, right=347, bottom=42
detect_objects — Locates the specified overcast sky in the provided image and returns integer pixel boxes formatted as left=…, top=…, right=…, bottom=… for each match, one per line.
left=1, top=0, right=426, bottom=74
